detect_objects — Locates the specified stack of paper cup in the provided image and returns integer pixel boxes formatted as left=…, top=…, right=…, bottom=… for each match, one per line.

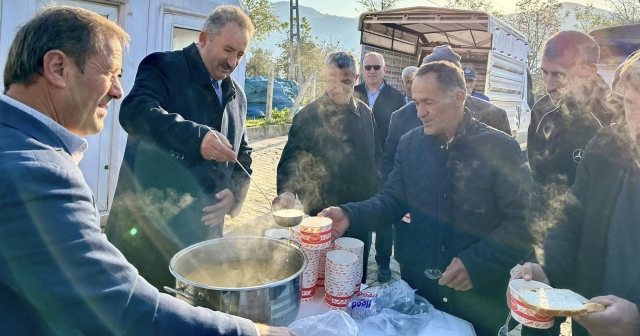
left=299, top=217, right=332, bottom=250
left=334, top=237, right=364, bottom=292
left=301, top=248, right=321, bottom=302
left=324, top=250, right=359, bottom=310
left=290, top=225, right=302, bottom=243
left=264, top=228, right=290, bottom=239
left=315, top=246, right=332, bottom=289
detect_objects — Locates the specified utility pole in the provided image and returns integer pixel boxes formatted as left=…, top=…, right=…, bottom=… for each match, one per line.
left=289, top=0, right=303, bottom=84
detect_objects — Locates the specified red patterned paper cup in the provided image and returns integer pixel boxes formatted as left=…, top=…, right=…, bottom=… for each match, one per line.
left=509, top=279, right=555, bottom=329
left=300, top=217, right=332, bottom=249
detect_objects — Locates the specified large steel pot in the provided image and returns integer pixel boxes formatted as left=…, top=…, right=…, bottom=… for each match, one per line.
left=165, top=236, right=307, bottom=326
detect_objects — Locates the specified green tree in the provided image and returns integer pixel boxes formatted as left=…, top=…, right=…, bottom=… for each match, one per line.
left=276, top=18, right=351, bottom=102
left=243, top=0, right=285, bottom=42
left=246, top=46, right=275, bottom=77
left=503, top=0, right=568, bottom=95
left=355, top=0, right=401, bottom=13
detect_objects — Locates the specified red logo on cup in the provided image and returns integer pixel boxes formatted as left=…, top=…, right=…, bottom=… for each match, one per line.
left=309, top=234, right=321, bottom=243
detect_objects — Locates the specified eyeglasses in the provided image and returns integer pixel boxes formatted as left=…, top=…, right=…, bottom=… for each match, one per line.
left=364, top=65, right=382, bottom=71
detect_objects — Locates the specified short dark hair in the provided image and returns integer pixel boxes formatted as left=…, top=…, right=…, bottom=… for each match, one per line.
left=415, top=61, right=466, bottom=98
left=543, top=30, right=600, bottom=65
left=4, top=6, right=130, bottom=91
left=324, top=51, right=358, bottom=73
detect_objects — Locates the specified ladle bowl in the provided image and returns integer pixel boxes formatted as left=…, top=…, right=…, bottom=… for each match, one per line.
left=272, top=209, right=305, bottom=228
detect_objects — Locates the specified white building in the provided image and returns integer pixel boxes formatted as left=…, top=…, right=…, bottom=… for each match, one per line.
left=0, top=0, right=247, bottom=220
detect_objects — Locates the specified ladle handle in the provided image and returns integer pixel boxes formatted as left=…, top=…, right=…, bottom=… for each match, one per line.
left=206, top=127, right=273, bottom=210
left=164, top=286, right=193, bottom=301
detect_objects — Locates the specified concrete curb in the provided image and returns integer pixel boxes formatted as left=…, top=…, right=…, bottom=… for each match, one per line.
left=247, top=124, right=291, bottom=142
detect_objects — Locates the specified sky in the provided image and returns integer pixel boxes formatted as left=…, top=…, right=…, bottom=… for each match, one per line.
left=272, top=0, right=613, bottom=18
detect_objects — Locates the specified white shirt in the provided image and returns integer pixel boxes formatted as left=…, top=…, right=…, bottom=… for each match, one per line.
left=0, top=94, right=88, bottom=164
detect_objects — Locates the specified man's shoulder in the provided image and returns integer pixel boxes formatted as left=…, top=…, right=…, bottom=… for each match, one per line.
left=466, top=95, right=506, bottom=114
left=398, top=126, right=425, bottom=147
left=469, top=120, right=520, bottom=150
left=532, top=95, right=555, bottom=114
left=472, top=92, right=490, bottom=101
left=141, top=48, right=186, bottom=67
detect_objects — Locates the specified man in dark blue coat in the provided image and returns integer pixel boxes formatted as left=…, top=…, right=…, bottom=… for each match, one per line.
left=322, top=61, right=535, bottom=336
left=106, top=6, right=254, bottom=290
left=0, top=6, right=291, bottom=335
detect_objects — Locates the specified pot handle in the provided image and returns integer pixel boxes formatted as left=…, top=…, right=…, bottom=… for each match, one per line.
left=164, top=286, right=194, bottom=301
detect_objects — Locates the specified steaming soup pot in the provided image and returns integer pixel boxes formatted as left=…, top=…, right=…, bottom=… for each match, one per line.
left=165, top=237, right=307, bottom=326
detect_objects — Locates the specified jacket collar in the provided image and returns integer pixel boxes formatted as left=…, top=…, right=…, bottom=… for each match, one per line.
left=435, top=108, right=474, bottom=148
left=0, top=99, right=68, bottom=153
left=184, top=43, right=236, bottom=101
left=320, top=93, right=360, bottom=116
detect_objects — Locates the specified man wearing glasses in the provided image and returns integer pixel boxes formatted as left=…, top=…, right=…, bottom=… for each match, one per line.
left=354, top=51, right=406, bottom=283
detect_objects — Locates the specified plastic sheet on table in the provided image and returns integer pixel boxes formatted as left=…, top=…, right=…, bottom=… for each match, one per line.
left=288, top=310, right=359, bottom=336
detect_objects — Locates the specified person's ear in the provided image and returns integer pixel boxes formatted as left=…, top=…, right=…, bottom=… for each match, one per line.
left=455, top=89, right=466, bottom=105
left=355, top=74, right=359, bottom=83
left=42, top=50, right=68, bottom=89
left=198, top=31, right=209, bottom=46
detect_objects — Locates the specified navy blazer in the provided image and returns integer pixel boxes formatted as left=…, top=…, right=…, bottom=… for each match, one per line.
left=106, top=43, right=252, bottom=289
left=0, top=100, right=257, bottom=335
left=341, top=112, right=534, bottom=333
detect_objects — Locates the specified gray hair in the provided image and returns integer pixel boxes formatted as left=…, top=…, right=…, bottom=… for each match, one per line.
left=4, top=5, right=130, bottom=91
left=543, top=30, right=600, bottom=65
left=416, top=61, right=466, bottom=98
left=363, top=51, right=385, bottom=66
left=324, top=51, right=359, bottom=73
left=203, top=5, right=255, bottom=39
left=402, top=66, right=419, bottom=79
left=619, top=51, right=640, bottom=94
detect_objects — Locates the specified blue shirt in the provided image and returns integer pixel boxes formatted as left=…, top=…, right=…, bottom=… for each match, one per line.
left=471, top=91, right=490, bottom=102
left=366, top=82, right=385, bottom=108
left=211, top=79, right=223, bottom=106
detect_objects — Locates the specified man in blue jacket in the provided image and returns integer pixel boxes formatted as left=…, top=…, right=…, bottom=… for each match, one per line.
left=322, top=61, right=535, bottom=336
left=0, top=6, right=291, bottom=336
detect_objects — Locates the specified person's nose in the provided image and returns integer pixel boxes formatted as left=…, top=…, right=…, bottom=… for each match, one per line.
left=110, top=77, right=124, bottom=100
left=416, top=105, right=428, bottom=119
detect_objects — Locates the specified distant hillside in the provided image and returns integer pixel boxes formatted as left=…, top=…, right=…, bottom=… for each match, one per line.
left=253, top=2, right=361, bottom=57
left=251, top=2, right=613, bottom=59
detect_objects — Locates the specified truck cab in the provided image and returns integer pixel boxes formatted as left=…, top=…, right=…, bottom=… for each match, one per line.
left=357, top=7, right=533, bottom=150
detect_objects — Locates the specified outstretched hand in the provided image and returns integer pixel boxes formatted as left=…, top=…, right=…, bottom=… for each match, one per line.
left=319, top=206, right=350, bottom=239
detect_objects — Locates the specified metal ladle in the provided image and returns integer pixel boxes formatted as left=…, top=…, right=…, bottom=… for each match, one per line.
left=207, top=129, right=303, bottom=227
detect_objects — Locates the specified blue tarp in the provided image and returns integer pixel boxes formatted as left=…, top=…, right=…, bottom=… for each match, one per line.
left=245, top=77, right=298, bottom=118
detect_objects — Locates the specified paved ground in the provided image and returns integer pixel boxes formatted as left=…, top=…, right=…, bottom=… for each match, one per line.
left=223, top=135, right=401, bottom=286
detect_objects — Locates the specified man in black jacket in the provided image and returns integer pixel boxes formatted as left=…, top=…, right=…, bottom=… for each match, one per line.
left=527, top=31, right=623, bottom=209
left=353, top=51, right=406, bottom=282
left=274, top=51, right=381, bottom=284
left=322, top=61, right=535, bottom=336
left=512, top=52, right=640, bottom=336
left=106, top=6, right=254, bottom=291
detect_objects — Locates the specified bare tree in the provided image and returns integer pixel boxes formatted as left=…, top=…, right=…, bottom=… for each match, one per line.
left=445, top=0, right=503, bottom=16
left=355, top=0, right=401, bottom=13
left=503, top=0, right=568, bottom=71
left=606, top=0, right=640, bottom=24
left=573, top=3, right=614, bottom=33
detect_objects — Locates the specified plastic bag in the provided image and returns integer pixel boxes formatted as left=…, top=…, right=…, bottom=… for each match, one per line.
left=348, top=280, right=435, bottom=335
left=288, top=310, right=359, bottom=336
left=346, top=279, right=420, bottom=319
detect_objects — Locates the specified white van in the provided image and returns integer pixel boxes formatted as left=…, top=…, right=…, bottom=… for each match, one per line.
left=357, top=7, right=533, bottom=150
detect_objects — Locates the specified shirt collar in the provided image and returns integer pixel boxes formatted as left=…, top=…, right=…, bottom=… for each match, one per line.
left=366, top=81, right=385, bottom=95
left=0, top=94, right=88, bottom=163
